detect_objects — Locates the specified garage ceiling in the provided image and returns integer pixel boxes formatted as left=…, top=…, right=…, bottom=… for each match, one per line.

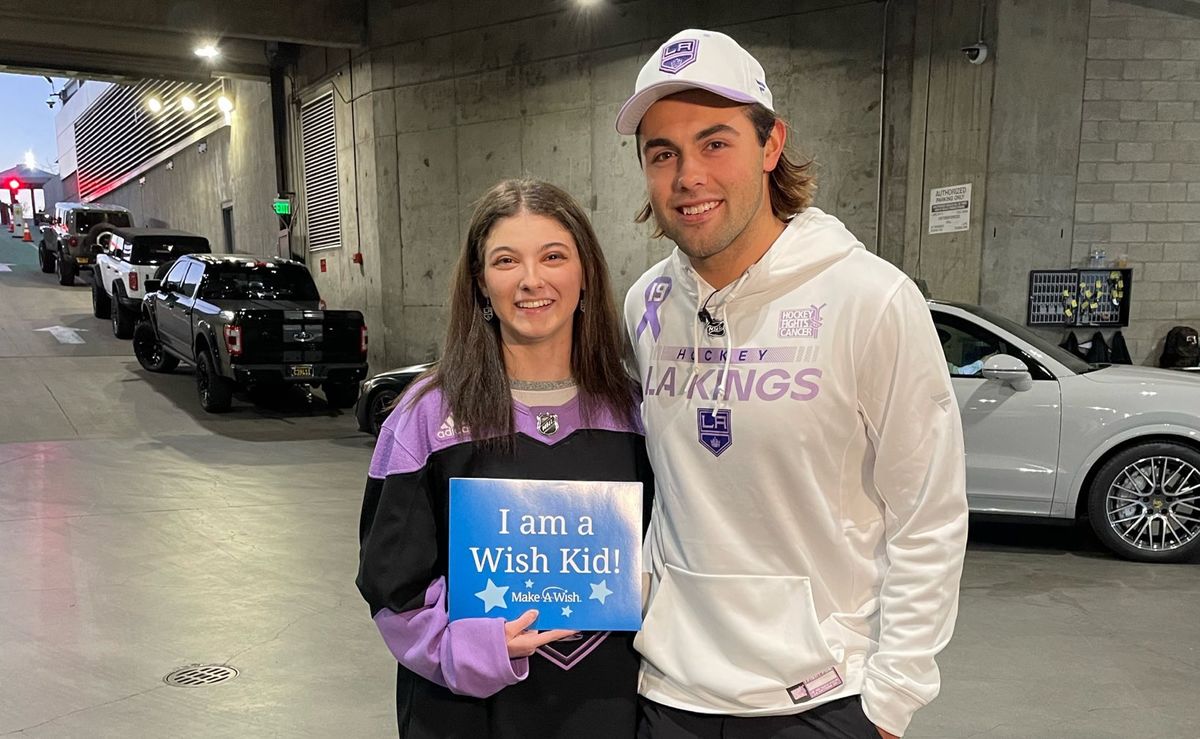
left=0, top=0, right=366, bottom=81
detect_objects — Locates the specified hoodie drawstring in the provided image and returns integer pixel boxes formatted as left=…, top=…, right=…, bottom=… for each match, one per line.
left=712, top=269, right=752, bottom=403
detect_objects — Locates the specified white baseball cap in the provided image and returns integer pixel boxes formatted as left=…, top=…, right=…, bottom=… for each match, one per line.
left=615, top=29, right=773, bottom=135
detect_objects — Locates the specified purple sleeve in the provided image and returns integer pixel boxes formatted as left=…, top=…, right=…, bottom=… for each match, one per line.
left=373, top=576, right=530, bottom=698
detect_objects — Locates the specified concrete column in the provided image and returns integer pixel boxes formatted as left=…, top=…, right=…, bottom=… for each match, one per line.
left=903, top=0, right=997, bottom=303
left=981, top=0, right=1090, bottom=324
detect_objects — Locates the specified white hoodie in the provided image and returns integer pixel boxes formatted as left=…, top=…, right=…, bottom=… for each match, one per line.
left=624, top=207, right=968, bottom=737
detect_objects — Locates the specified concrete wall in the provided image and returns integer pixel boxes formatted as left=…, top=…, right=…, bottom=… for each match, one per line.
left=274, top=0, right=1200, bottom=370
left=100, top=80, right=281, bottom=257
left=290, top=0, right=902, bottom=369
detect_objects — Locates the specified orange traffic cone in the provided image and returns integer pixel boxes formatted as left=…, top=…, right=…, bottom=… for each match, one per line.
left=21, top=222, right=32, bottom=242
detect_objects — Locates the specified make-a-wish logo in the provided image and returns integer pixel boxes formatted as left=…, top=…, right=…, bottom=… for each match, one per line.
left=659, top=39, right=699, bottom=74
left=697, top=408, right=732, bottom=457
left=779, top=304, right=826, bottom=339
left=636, top=276, right=672, bottom=342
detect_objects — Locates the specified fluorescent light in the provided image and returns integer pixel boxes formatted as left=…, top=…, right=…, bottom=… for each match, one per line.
left=194, top=44, right=220, bottom=59
left=217, top=95, right=234, bottom=113
left=180, top=95, right=197, bottom=112
left=147, top=97, right=163, bottom=113
left=24, top=150, right=36, bottom=169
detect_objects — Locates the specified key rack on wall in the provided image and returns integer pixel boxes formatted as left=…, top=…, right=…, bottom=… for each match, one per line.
left=1027, top=268, right=1132, bottom=327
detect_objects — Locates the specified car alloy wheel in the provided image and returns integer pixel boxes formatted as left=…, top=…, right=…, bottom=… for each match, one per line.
left=370, top=389, right=399, bottom=435
left=1104, top=455, right=1200, bottom=555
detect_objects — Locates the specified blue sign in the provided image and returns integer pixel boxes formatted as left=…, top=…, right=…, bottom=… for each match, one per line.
left=448, top=478, right=643, bottom=631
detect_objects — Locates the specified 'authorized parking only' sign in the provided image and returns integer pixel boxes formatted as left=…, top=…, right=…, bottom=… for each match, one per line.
left=929, top=183, right=971, bottom=234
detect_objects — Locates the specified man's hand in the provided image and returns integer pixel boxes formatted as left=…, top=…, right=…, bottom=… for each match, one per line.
left=503, top=610, right=576, bottom=658
left=877, top=728, right=899, bottom=739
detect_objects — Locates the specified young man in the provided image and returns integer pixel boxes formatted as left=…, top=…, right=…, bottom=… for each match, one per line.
left=617, top=29, right=969, bottom=739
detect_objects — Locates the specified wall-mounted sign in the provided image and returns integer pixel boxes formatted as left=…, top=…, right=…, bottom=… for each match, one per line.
left=929, top=183, right=971, bottom=234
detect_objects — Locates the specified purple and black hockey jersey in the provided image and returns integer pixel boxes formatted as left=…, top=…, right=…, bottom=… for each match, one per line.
left=356, top=380, right=653, bottom=738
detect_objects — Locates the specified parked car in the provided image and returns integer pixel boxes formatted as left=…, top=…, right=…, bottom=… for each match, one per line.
left=355, top=362, right=434, bottom=435
left=38, top=202, right=134, bottom=285
left=92, top=228, right=211, bottom=338
left=132, top=254, right=369, bottom=413
left=932, top=300, right=1200, bottom=563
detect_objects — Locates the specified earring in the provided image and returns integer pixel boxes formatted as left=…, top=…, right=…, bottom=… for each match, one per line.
left=578, top=290, right=585, bottom=314
left=482, top=299, right=494, bottom=321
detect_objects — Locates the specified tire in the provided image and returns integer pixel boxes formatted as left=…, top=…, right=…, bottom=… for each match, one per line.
left=56, top=253, right=76, bottom=286
left=133, top=320, right=178, bottom=373
left=196, top=349, right=234, bottom=413
left=323, top=381, right=360, bottom=410
left=39, top=245, right=54, bottom=273
left=91, top=278, right=111, bottom=318
left=1087, top=441, right=1200, bottom=563
left=367, top=388, right=399, bottom=436
left=110, top=286, right=134, bottom=339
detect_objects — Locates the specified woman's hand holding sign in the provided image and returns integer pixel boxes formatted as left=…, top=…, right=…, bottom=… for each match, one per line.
left=504, top=609, right=577, bottom=658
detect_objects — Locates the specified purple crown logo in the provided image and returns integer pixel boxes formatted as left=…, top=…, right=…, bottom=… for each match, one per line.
left=659, top=39, right=699, bottom=75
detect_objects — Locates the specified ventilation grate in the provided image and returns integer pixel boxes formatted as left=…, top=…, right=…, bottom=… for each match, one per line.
left=300, top=91, right=341, bottom=252
left=75, top=79, right=224, bottom=202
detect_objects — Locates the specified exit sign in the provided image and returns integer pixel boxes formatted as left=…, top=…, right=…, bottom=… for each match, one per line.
left=273, top=199, right=291, bottom=216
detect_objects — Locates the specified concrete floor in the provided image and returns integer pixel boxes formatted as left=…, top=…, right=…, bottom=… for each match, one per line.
left=1, top=234, right=1198, bottom=738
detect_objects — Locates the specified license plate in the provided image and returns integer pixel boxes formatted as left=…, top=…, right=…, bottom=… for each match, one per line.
left=288, top=365, right=314, bottom=378
left=76, top=257, right=90, bottom=264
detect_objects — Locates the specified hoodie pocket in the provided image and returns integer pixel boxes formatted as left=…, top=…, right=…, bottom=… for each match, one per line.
left=638, top=563, right=841, bottom=711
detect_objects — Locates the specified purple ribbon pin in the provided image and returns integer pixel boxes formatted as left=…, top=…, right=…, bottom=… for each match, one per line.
left=636, top=276, right=672, bottom=341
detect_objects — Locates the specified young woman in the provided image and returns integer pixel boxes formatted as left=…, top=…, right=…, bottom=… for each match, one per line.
left=356, top=179, right=652, bottom=738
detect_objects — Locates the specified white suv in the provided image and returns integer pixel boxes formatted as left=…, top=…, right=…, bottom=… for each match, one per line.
left=92, top=228, right=211, bottom=338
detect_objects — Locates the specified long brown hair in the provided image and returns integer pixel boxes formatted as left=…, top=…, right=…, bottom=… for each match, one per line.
left=635, top=103, right=817, bottom=234
left=413, top=178, right=634, bottom=443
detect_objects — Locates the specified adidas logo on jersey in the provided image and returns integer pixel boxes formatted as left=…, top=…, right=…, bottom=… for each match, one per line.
left=436, top=415, right=469, bottom=440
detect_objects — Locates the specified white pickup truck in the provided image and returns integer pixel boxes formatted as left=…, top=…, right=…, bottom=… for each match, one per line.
left=92, top=228, right=211, bottom=338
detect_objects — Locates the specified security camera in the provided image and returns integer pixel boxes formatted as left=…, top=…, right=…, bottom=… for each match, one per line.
left=961, top=43, right=989, bottom=65
left=45, top=95, right=57, bottom=109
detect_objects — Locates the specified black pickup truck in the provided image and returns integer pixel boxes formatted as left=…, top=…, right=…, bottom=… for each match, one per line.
left=132, top=254, right=369, bottom=413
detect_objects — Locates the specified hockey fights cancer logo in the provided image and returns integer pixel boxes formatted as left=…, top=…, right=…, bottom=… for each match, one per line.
left=779, top=304, right=826, bottom=339
left=659, top=39, right=698, bottom=74
left=636, top=276, right=672, bottom=341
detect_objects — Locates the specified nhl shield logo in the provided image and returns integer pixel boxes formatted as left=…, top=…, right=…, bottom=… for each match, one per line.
left=536, top=412, right=559, bottom=436
left=659, top=39, right=699, bottom=75
left=697, top=408, right=732, bottom=457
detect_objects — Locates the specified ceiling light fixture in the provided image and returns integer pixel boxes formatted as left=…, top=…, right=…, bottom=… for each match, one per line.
left=194, top=44, right=220, bottom=59
left=147, top=97, right=163, bottom=113
left=180, top=95, right=197, bottom=112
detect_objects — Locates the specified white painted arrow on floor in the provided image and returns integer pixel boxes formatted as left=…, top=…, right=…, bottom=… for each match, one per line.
left=36, top=326, right=88, bottom=344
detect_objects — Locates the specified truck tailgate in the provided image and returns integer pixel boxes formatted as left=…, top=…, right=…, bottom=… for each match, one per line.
left=237, top=309, right=364, bottom=365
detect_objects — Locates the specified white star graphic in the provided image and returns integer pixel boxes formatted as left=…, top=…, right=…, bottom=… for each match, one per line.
left=524, top=579, right=534, bottom=589
left=475, top=578, right=509, bottom=613
left=561, top=606, right=573, bottom=618
left=589, top=580, right=614, bottom=605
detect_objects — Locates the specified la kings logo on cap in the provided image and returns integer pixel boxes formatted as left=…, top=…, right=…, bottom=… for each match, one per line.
left=659, top=39, right=698, bottom=74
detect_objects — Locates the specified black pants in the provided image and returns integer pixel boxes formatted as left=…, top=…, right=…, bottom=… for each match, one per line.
left=638, top=696, right=879, bottom=739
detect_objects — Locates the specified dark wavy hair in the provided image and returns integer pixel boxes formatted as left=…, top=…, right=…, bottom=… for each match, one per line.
left=411, top=179, right=634, bottom=444
left=635, top=103, right=817, bottom=235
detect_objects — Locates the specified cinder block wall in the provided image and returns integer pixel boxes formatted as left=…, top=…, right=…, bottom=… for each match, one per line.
left=1072, top=0, right=1200, bottom=361
left=292, top=0, right=907, bottom=368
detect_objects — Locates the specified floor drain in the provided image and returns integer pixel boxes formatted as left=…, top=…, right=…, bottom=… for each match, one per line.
left=163, top=664, right=239, bottom=687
